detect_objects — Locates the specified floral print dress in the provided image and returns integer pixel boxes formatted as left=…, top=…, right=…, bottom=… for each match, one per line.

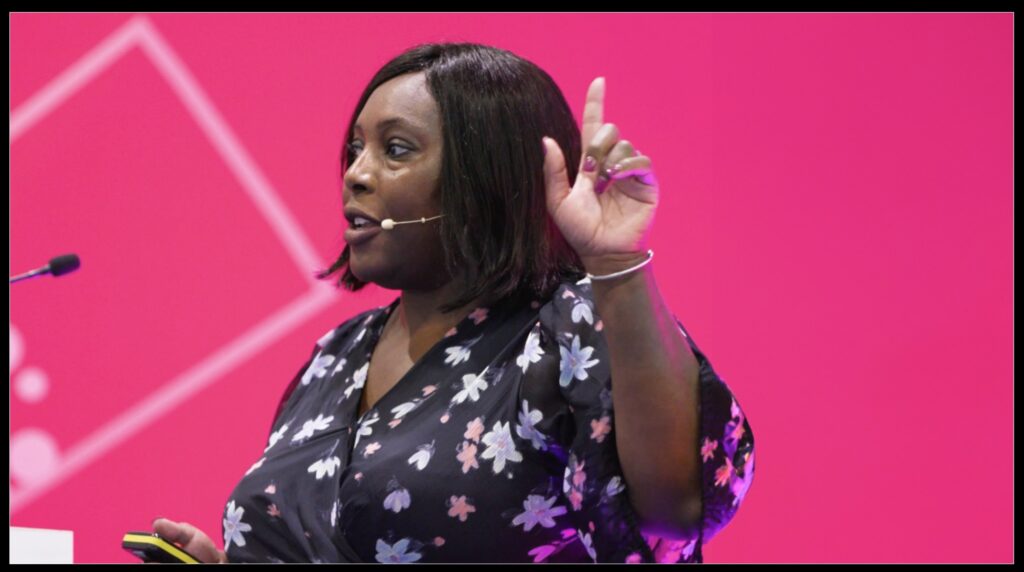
left=222, top=277, right=755, bottom=563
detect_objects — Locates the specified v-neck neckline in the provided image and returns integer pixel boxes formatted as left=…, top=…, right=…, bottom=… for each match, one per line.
left=352, top=295, right=494, bottom=426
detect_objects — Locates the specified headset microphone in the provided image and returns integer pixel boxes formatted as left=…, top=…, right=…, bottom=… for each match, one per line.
left=380, top=214, right=444, bottom=230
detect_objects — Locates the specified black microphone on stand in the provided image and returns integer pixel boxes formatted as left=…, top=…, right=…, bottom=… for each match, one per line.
left=9, top=254, right=81, bottom=284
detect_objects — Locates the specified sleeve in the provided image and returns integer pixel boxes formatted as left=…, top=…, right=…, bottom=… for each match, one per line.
left=628, top=318, right=756, bottom=563
left=534, top=279, right=755, bottom=563
left=675, top=317, right=755, bottom=546
left=531, top=281, right=656, bottom=563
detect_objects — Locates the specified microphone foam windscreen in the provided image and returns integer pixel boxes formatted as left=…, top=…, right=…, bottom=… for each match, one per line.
left=49, top=254, right=81, bottom=277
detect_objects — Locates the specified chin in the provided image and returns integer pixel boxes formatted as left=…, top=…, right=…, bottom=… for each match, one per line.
left=348, top=258, right=398, bottom=290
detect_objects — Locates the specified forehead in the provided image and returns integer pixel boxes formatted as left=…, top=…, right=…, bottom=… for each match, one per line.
left=354, top=72, right=439, bottom=134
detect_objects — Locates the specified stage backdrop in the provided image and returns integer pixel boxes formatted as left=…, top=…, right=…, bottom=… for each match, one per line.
left=9, top=12, right=1012, bottom=563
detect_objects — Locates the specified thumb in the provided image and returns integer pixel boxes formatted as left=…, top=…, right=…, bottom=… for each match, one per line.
left=541, top=137, right=573, bottom=215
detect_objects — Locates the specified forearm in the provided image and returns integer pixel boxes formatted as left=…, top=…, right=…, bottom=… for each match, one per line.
left=583, top=252, right=702, bottom=537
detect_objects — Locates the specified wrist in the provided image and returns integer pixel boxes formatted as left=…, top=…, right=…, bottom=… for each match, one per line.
left=581, top=250, right=652, bottom=278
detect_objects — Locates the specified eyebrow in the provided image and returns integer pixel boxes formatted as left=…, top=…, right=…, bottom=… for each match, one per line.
left=352, top=117, right=425, bottom=134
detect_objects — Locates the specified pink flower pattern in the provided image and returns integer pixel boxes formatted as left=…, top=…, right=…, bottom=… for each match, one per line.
left=464, top=417, right=485, bottom=443
left=590, top=415, right=612, bottom=443
left=456, top=441, right=479, bottom=474
left=701, top=438, right=718, bottom=462
left=227, top=279, right=753, bottom=563
left=447, top=495, right=476, bottom=522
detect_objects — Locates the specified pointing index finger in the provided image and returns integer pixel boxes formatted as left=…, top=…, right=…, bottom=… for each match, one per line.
left=581, top=77, right=605, bottom=153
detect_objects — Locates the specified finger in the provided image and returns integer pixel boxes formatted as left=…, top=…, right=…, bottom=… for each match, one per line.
left=596, top=140, right=638, bottom=193
left=152, top=518, right=194, bottom=547
left=166, top=521, right=226, bottom=563
left=598, top=140, right=634, bottom=176
left=607, top=156, right=659, bottom=195
left=599, top=159, right=657, bottom=199
left=582, top=122, right=620, bottom=170
left=581, top=123, right=620, bottom=193
left=580, top=77, right=605, bottom=156
left=603, top=140, right=637, bottom=170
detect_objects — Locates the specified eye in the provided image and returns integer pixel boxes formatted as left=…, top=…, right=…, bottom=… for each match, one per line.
left=346, top=141, right=411, bottom=160
left=386, top=143, right=411, bottom=158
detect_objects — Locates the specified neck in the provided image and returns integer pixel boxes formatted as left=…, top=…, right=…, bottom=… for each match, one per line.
left=390, top=279, right=491, bottom=343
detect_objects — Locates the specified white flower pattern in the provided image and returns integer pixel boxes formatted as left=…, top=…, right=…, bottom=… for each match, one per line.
left=604, top=476, right=625, bottom=498
left=384, top=483, right=412, bottom=514
left=301, top=353, right=336, bottom=386
left=407, top=441, right=435, bottom=471
left=511, top=494, right=568, bottom=532
left=451, top=369, right=489, bottom=405
left=223, top=500, right=252, bottom=551
left=391, top=400, right=419, bottom=420
left=579, top=530, right=597, bottom=562
left=375, top=538, right=422, bottom=563
left=480, top=420, right=523, bottom=474
left=244, top=457, right=265, bottom=476
left=571, top=300, right=594, bottom=325
left=264, top=423, right=289, bottom=452
left=343, top=362, right=369, bottom=400
left=307, top=455, right=341, bottom=480
left=516, top=328, right=545, bottom=373
left=222, top=281, right=752, bottom=564
left=291, top=414, right=334, bottom=443
left=444, top=344, right=472, bottom=366
left=558, top=335, right=599, bottom=387
left=331, top=357, right=348, bottom=377
left=515, top=399, right=549, bottom=451
left=353, top=412, right=380, bottom=449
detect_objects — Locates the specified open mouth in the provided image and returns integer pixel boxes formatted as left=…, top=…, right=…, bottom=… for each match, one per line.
left=344, top=218, right=382, bottom=245
left=350, top=216, right=377, bottom=229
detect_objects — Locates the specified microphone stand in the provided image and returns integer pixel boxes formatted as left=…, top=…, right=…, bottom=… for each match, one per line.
left=9, top=269, right=51, bottom=284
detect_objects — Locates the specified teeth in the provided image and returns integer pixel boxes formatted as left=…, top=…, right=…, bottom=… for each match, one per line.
left=353, top=216, right=371, bottom=228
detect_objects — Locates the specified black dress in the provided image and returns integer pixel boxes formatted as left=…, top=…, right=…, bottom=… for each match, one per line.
left=222, top=277, right=755, bottom=563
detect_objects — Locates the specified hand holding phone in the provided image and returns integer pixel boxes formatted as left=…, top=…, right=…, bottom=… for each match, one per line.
left=126, top=518, right=228, bottom=563
left=122, top=531, right=201, bottom=563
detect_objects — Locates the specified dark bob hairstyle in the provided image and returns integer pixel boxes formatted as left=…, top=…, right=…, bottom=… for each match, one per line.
left=316, top=42, right=586, bottom=313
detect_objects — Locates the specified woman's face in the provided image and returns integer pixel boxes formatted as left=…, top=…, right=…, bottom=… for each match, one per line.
left=342, top=72, right=449, bottom=291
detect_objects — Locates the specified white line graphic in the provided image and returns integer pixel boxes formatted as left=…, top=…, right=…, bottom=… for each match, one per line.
left=9, top=18, right=141, bottom=143
left=10, top=15, right=344, bottom=515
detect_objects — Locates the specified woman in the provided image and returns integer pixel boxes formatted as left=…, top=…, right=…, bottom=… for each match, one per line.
left=151, top=42, right=754, bottom=563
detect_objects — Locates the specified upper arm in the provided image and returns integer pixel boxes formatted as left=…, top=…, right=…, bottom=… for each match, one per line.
left=675, top=316, right=756, bottom=545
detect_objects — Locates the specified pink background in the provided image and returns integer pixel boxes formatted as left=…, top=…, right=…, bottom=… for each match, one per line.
left=9, top=13, right=1013, bottom=563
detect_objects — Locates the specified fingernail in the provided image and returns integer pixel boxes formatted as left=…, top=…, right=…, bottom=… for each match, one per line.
left=583, top=156, right=597, bottom=172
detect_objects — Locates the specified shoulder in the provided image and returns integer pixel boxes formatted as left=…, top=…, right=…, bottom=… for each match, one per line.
left=538, top=276, right=595, bottom=316
left=270, top=301, right=393, bottom=427
left=537, top=276, right=600, bottom=336
left=313, top=300, right=394, bottom=356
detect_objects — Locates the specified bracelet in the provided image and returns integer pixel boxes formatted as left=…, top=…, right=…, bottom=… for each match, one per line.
left=585, top=249, right=654, bottom=281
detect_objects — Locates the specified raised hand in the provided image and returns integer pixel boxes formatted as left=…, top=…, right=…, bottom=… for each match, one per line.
left=541, top=77, right=659, bottom=267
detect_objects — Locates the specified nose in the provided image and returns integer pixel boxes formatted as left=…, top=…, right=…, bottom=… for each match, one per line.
left=343, top=146, right=375, bottom=195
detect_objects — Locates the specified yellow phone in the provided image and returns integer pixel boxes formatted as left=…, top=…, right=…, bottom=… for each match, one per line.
left=122, top=531, right=201, bottom=563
